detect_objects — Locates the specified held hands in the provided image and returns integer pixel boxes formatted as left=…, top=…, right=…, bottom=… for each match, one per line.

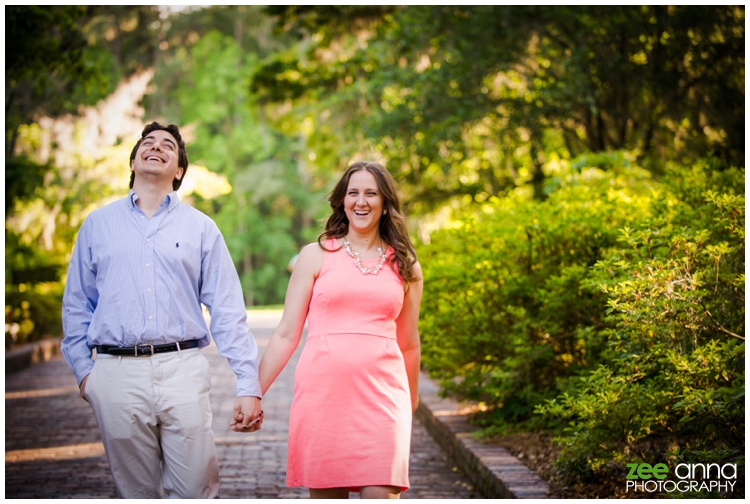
left=79, top=375, right=90, bottom=402
left=230, top=396, right=264, bottom=433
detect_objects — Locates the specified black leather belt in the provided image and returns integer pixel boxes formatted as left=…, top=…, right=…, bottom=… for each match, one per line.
left=96, top=340, right=200, bottom=357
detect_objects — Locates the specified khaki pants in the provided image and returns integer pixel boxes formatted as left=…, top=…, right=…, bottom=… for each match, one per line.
left=85, top=348, right=220, bottom=498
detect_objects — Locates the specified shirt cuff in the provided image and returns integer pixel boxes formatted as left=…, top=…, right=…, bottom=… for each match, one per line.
left=74, top=359, right=95, bottom=387
left=237, top=378, right=262, bottom=399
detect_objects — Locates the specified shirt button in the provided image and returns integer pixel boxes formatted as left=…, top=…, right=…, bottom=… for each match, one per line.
left=146, top=263, right=151, bottom=268
left=148, top=315, right=153, bottom=321
left=146, top=288, right=152, bottom=293
left=146, top=238, right=151, bottom=243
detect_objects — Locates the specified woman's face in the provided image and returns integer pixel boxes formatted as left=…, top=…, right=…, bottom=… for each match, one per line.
left=344, top=169, right=384, bottom=234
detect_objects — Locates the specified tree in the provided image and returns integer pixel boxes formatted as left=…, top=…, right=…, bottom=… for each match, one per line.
left=251, top=6, right=744, bottom=209
left=5, top=6, right=106, bottom=160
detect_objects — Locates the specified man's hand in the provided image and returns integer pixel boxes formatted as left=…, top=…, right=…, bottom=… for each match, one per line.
left=79, top=375, right=90, bottom=402
left=229, top=396, right=263, bottom=433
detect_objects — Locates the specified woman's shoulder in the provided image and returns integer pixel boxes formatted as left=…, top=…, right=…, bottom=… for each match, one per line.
left=293, top=241, right=329, bottom=277
left=411, top=260, right=423, bottom=276
left=300, top=241, right=327, bottom=257
left=409, top=260, right=424, bottom=285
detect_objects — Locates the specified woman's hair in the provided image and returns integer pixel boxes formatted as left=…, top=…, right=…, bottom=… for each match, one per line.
left=318, top=161, right=418, bottom=284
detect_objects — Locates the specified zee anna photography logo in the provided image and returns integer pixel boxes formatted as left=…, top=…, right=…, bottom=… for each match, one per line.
left=626, top=462, right=739, bottom=494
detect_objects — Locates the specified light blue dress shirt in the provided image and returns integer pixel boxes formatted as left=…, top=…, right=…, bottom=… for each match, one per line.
left=61, top=191, right=261, bottom=398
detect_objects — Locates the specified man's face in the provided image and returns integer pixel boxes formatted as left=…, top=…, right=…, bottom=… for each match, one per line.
left=130, top=129, right=183, bottom=186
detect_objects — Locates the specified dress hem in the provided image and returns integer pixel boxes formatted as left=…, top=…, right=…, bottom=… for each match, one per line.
left=286, top=483, right=410, bottom=493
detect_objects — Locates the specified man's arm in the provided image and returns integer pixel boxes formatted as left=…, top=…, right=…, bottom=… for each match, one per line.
left=199, top=222, right=262, bottom=429
left=61, top=220, right=98, bottom=399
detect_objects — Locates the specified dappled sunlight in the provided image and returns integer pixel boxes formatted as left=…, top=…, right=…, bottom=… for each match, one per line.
left=416, top=205, right=461, bottom=244
left=432, top=405, right=481, bottom=418
left=9, top=70, right=154, bottom=252
left=179, top=164, right=232, bottom=199
left=6, top=385, right=79, bottom=400
left=20, top=70, right=153, bottom=170
left=5, top=442, right=106, bottom=463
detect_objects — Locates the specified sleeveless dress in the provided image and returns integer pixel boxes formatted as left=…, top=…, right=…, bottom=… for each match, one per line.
left=286, top=238, right=411, bottom=491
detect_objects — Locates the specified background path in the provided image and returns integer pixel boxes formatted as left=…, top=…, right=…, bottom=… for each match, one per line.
left=5, top=311, right=481, bottom=499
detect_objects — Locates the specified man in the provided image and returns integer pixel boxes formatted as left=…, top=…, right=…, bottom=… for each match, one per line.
left=61, top=122, right=262, bottom=498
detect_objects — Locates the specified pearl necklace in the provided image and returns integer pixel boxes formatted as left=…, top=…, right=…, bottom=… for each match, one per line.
left=343, top=237, right=387, bottom=275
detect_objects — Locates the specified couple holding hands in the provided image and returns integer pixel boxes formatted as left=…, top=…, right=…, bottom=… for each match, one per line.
left=61, top=121, right=423, bottom=499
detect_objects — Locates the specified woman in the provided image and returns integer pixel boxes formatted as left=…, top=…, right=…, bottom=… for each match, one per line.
left=258, top=161, right=423, bottom=499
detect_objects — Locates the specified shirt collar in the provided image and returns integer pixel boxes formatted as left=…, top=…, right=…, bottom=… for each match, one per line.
left=128, top=190, right=181, bottom=212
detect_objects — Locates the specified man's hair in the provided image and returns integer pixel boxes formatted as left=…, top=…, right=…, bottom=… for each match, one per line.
left=129, top=122, right=189, bottom=190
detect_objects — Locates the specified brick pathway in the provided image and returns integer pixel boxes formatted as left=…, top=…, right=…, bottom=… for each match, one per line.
left=5, top=311, right=482, bottom=499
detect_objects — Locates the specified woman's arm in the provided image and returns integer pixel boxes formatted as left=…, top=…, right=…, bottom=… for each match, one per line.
left=258, top=243, right=324, bottom=395
left=396, top=262, right=424, bottom=413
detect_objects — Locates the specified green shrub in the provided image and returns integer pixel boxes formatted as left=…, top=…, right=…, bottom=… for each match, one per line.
left=418, top=157, right=655, bottom=421
left=536, top=162, right=744, bottom=493
left=5, top=284, right=63, bottom=348
left=419, top=157, right=744, bottom=493
left=5, top=231, right=65, bottom=348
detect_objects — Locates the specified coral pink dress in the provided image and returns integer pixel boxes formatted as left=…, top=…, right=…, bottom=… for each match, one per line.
left=286, top=238, right=411, bottom=491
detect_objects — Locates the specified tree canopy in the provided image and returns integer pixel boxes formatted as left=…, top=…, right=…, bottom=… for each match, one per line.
left=253, top=6, right=744, bottom=205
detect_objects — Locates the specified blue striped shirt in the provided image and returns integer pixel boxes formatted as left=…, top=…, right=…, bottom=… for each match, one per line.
left=61, top=191, right=261, bottom=398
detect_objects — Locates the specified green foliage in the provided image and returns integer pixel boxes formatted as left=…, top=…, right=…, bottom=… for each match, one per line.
left=4, top=156, right=53, bottom=214
left=5, top=285, right=64, bottom=349
left=418, top=156, right=744, bottom=492
left=5, top=231, right=64, bottom=348
left=253, top=5, right=745, bottom=212
left=535, top=161, right=744, bottom=490
left=419, top=155, right=656, bottom=420
left=5, top=6, right=108, bottom=157
left=165, top=24, right=328, bottom=305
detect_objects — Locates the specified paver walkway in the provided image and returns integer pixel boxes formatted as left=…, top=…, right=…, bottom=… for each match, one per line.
left=5, top=311, right=482, bottom=499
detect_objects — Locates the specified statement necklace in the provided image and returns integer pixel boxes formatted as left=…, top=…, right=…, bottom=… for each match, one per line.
left=343, top=237, right=387, bottom=275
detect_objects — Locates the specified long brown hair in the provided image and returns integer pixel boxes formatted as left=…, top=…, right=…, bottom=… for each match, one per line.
left=318, top=161, right=418, bottom=284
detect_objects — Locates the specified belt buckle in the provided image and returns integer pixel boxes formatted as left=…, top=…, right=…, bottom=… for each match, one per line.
left=135, top=343, right=155, bottom=356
